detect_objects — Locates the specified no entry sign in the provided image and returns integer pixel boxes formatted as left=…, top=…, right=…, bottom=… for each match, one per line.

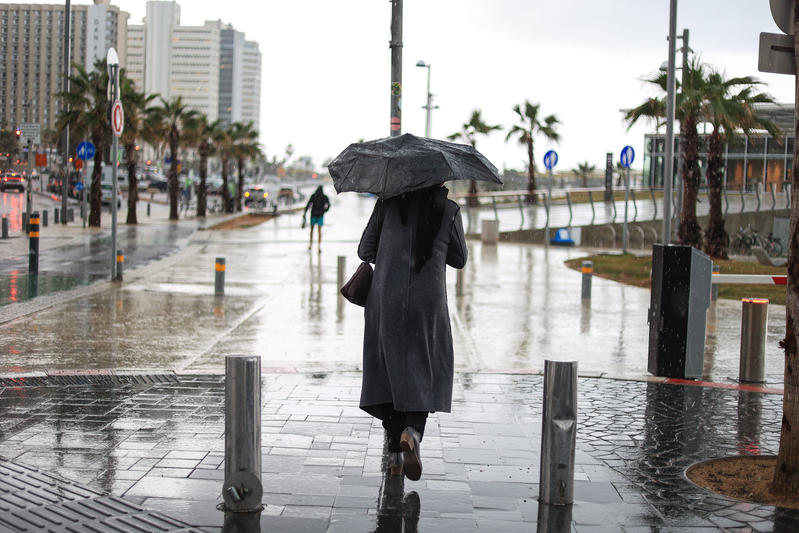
left=111, top=100, right=124, bottom=137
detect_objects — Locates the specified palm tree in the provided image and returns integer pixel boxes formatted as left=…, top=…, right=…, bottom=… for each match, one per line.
left=120, top=73, right=157, bottom=224
left=184, top=114, right=222, bottom=217
left=148, top=96, right=197, bottom=220
left=700, top=70, right=777, bottom=258
left=625, top=61, right=706, bottom=248
left=448, top=109, right=502, bottom=205
left=505, top=101, right=560, bottom=203
left=55, top=59, right=109, bottom=227
left=230, top=122, right=262, bottom=211
left=572, top=162, right=596, bottom=187
left=214, top=127, right=234, bottom=213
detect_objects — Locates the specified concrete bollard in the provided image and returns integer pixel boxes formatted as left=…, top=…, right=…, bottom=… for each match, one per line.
left=337, top=256, right=346, bottom=294
left=481, top=219, right=499, bottom=244
left=28, top=212, right=39, bottom=275
left=539, top=360, right=578, bottom=506
left=581, top=261, right=592, bottom=300
left=1, top=217, right=7, bottom=239
left=215, top=257, right=226, bottom=296
left=456, top=266, right=464, bottom=297
left=223, top=355, right=263, bottom=513
left=115, top=249, right=124, bottom=282
left=739, top=298, right=768, bottom=383
left=42, top=209, right=48, bottom=227
left=711, top=264, right=720, bottom=301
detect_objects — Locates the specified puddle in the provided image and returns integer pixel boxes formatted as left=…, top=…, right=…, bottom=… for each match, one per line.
left=0, top=270, right=93, bottom=306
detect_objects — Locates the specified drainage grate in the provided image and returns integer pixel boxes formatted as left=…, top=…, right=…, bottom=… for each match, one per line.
left=0, top=460, right=202, bottom=532
left=0, top=374, right=180, bottom=388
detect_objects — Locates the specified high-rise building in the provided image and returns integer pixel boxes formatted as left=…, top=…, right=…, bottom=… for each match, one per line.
left=127, top=1, right=261, bottom=132
left=0, top=0, right=129, bottom=132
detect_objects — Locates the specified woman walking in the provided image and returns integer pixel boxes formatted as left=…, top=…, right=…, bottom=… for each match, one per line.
left=357, top=185, right=467, bottom=481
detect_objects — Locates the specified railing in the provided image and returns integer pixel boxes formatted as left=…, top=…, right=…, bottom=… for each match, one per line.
left=451, top=185, right=792, bottom=236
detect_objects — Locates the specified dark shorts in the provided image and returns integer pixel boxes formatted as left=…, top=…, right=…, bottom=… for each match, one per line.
left=310, top=216, right=324, bottom=227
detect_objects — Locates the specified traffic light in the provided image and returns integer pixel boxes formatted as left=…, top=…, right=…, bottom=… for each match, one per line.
left=14, top=127, right=21, bottom=139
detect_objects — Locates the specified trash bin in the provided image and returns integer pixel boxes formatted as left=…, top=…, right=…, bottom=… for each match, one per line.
left=647, top=244, right=711, bottom=379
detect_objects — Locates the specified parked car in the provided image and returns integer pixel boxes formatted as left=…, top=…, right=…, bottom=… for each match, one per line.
left=101, top=182, right=122, bottom=208
left=1, top=171, right=25, bottom=192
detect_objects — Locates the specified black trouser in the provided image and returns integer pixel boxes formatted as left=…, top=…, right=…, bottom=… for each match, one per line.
left=382, top=409, right=428, bottom=453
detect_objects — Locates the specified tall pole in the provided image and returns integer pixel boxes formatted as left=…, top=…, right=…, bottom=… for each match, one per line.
left=424, top=65, right=432, bottom=137
left=110, top=63, right=119, bottom=281
left=61, top=0, right=71, bottom=224
left=662, top=0, right=677, bottom=244
left=389, top=0, right=402, bottom=137
left=676, top=28, right=689, bottom=234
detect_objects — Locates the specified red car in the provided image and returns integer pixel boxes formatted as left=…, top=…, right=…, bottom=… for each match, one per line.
left=1, top=171, right=25, bottom=192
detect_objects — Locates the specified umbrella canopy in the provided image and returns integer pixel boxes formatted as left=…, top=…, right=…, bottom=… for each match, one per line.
left=328, top=133, right=502, bottom=199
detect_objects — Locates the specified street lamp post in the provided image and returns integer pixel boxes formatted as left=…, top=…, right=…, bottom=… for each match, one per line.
left=107, top=48, right=120, bottom=281
left=416, top=61, right=435, bottom=137
left=62, top=0, right=71, bottom=224
left=662, top=0, right=678, bottom=244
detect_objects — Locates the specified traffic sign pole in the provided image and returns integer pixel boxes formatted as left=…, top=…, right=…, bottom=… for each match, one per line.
left=620, top=146, right=635, bottom=254
left=109, top=62, right=120, bottom=281
left=543, top=150, right=558, bottom=246
left=77, top=141, right=95, bottom=229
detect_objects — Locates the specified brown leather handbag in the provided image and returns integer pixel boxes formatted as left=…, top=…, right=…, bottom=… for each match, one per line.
left=340, top=261, right=373, bottom=306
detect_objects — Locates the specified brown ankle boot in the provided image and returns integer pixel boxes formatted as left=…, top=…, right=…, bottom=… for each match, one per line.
left=400, top=427, right=422, bottom=481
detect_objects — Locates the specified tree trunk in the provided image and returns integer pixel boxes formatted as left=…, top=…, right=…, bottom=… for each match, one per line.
left=703, top=130, right=726, bottom=259
left=88, top=136, right=104, bottom=227
left=168, top=128, right=179, bottom=220
left=236, top=158, right=244, bottom=212
left=125, top=144, right=138, bottom=225
left=526, top=139, right=537, bottom=204
left=677, top=116, right=703, bottom=248
left=773, top=5, right=799, bottom=494
left=468, top=179, right=479, bottom=207
left=221, top=158, right=232, bottom=213
left=197, top=145, right=208, bottom=218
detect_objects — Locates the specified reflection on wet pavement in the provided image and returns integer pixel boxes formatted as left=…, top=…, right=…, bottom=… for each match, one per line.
left=0, top=372, right=794, bottom=531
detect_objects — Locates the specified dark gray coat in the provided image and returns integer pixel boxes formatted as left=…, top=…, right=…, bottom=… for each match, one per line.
left=357, top=196, right=467, bottom=418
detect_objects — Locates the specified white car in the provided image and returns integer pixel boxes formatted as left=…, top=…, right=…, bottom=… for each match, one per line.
left=101, top=182, right=123, bottom=207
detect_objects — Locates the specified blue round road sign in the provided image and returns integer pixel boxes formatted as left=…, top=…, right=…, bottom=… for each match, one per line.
left=543, top=150, right=559, bottom=170
left=620, top=145, right=635, bottom=168
left=75, top=182, right=84, bottom=192
left=77, top=141, right=96, bottom=161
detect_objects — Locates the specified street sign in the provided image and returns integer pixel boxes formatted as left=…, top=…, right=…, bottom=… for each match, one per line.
left=759, top=32, right=795, bottom=75
left=19, top=123, right=40, bottom=145
left=75, top=182, right=84, bottom=192
left=770, top=0, right=794, bottom=35
left=77, top=141, right=96, bottom=160
left=111, top=99, right=124, bottom=137
left=620, top=146, right=635, bottom=168
left=543, top=150, right=558, bottom=170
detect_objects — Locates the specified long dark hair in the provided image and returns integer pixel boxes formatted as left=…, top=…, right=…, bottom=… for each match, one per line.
left=393, top=185, right=448, bottom=272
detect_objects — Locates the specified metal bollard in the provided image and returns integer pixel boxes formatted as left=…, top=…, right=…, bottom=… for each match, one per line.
left=456, top=266, right=464, bottom=297
left=22, top=212, right=28, bottom=233
left=581, top=261, right=592, bottom=300
left=215, top=257, right=226, bottom=296
left=67, top=208, right=74, bottom=222
left=739, top=298, right=768, bottom=383
left=115, top=249, right=124, bottom=282
left=1, top=217, right=7, bottom=239
left=54, top=208, right=59, bottom=225
left=42, top=209, right=48, bottom=227
left=539, top=360, right=578, bottom=506
left=337, top=256, right=346, bottom=293
left=711, top=264, right=720, bottom=301
left=28, top=211, right=39, bottom=275
left=223, top=355, right=263, bottom=513
left=147, top=202, right=151, bottom=216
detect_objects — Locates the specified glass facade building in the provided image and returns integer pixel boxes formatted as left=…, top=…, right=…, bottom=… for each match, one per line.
left=642, top=103, right=794, bottom=192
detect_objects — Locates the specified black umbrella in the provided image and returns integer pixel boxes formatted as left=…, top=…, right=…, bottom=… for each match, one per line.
left=328, top=133, right=502, bottom=199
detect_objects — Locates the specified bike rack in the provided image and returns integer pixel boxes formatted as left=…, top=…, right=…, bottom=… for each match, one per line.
left=566, top=192, right=573, bottom=228
left=610, top=195, right=617, bottom=223
left=755, top=186, right=761, bottom=213
left=770, top=183, right=777, bottom=214
left=603, top=225, right=616, bottom=248
left=723, top=187, right=729, bottom=216
left=633, top=225, right=645, bottom=251
left=588, top=191, right=596, bottom=225
left=649, top=187, right=657, bottom=221
left=630, top=189, right=638, bottom=222
left=740, top=185, right=745, bottom=214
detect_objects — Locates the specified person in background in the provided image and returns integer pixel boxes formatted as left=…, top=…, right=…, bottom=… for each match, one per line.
left=357, top=184, right=467, bottom=481
left=304, top=186, right=330, bottom=252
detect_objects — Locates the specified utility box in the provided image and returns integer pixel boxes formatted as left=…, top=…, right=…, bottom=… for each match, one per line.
left=647, top=244, right=712, bottom=379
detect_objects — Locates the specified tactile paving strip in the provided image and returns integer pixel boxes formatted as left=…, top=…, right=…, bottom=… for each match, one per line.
left=0, top=460, right=202, bottom=532
left=0, top=374, right=179, bottom=388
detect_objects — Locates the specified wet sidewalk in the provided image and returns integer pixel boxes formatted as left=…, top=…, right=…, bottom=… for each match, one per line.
left=0, top=372, right=793, bottom=532
left=0, top=187, right=793, bottom=531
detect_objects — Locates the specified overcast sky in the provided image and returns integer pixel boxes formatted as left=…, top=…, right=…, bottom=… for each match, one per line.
left=23, top=1, right=795, bottom=173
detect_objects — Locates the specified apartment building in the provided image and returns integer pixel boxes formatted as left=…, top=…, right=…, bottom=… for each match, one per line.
left=0, top=0, right=128, bottom=131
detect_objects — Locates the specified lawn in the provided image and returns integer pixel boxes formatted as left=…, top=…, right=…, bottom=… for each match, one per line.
left=564, top=253, right=787, bottom=305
